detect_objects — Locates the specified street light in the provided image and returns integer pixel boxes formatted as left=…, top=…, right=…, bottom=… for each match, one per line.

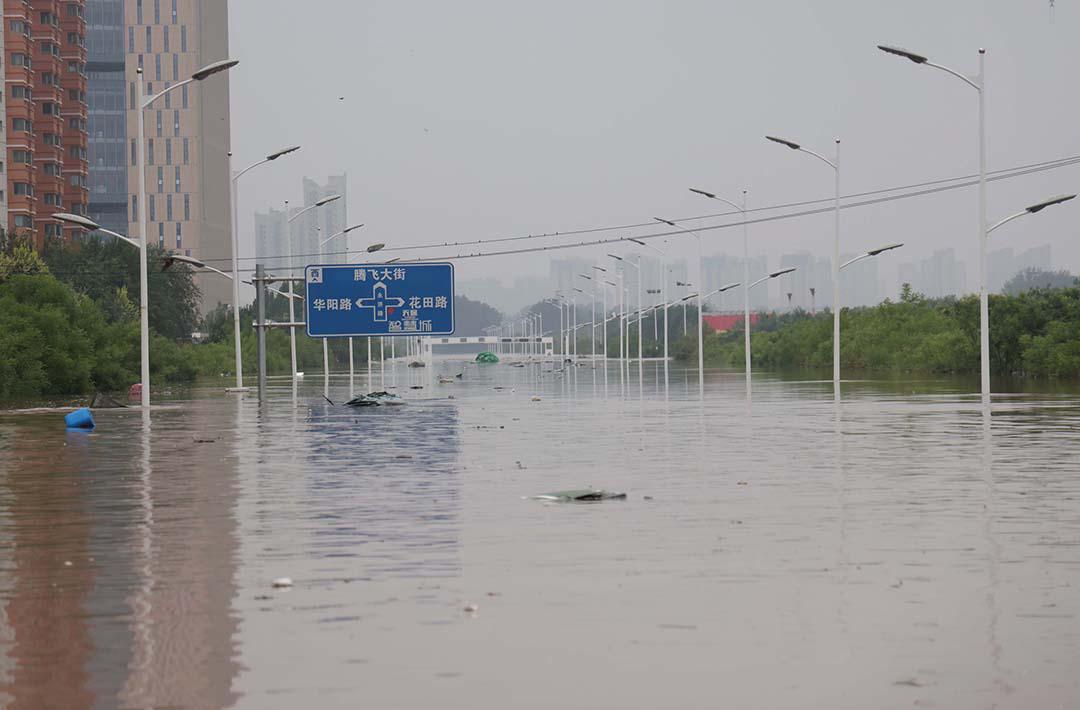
left=766, top=134, right=841, bottom=397
left=315, top=223, right=366, bottom=395
left=988, top=194, right=1075, bottom=233
left=135, top=58, right=238, bottom=416
left=655, top=216, right=707, bottom=400
left=690, top=187, right=751, bottom=399
left=578, top=273, right=598, bottom=361
left=748, top=267, right=797, bottom=290
left=839, top=243, right=904, bottom=271
left=228, top=144, right=300, bottom=393
left=877, top=44, right=988, bottom=403
left=285, top=194, right=342, bottom=385
left=53, top=212, right=139, bottom=248
left=609, top=252, right=644, bottom=392
left=628, top=237, right=669, bottom=378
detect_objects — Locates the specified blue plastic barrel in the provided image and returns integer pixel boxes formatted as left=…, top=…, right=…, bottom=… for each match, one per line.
left=64, top=407, right=95, bottom=430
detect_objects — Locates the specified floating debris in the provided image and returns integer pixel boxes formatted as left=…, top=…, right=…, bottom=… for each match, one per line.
left=475, top=351, right=499, bottom=364
left=408, top=361, right=426, bottom=368
left=91, top=392, right=126, bottom=408
left=272, top=577, right=293, bottom=588
left=531, top=396, right=541, bottom=402
left=345, top=391, right=406, bottom=407
left=531, top=489, right=628, bottom=502
left=193, top=435, right=218, bottom=443
left=64, top=407, right=95, bottom=430
left=463, top=604, right=479, bottom=613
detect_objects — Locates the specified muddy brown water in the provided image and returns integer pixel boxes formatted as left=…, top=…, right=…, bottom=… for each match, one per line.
left=1, top=362, right=1078, bottom=709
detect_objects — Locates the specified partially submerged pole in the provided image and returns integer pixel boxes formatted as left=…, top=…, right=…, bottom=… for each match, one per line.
left=255, top=263, right=268, bottom=402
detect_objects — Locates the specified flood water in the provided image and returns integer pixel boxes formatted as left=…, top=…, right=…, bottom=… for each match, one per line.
left=1, top=360, right=1079, bottom=709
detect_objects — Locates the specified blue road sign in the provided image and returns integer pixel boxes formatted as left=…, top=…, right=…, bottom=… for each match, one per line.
left=305, top=262, right=455, bottom=337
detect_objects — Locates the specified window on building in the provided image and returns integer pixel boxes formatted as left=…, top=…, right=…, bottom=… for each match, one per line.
left=175, top=222, right=182, bottom=248
left=173, top=110, right=180, bottom=136
left=155, top=54, right=161, bottom=81
left=181, top=25, right=187, bottom=52
left=159, top=222, right=165, bottom=247
left=146, top=26, right=152, bottom=52
left=138, top=54, right=144, bottom=71
left=130, top=81, right=135, bottom=109
left=166, top=193, right=173, bottom=221
left=183, top=138, right=189, bottom=164
left=41, top=73, right=56, bottom=86
left=44, top=193, right=60, bottom=206
left=44, top=163, right=60, bottom=176
left=9, top=20, right=28, bottom=35
left=156, top=110, right=162, bottom=137
left=67, top=32, right=82, bottom=46
left=172, top=0, right=177, bottom=23
left=13, top=183, right=33, bottom=196
left=132, top=194, right=138, bottom=221
left=182, top=84, right=188, bottom=109
left=157, top=167, right=164, bottom=192
left=11, top=118, right=31, bottom=132
left=14, top=215, right=32, bottom=228
left=69, top=61, right=84, bottom=73
left=173, top=53, right=178, bottom=80
left=163, top=26, right=170, bottom=52
left=12, top=150, right=31, bottom=164
left=184, top=193, right=190, bottom=221
left=149, top=195, right=156, bottom=221
left=148, top=138, right=154, bottom=164
left=11, top=54, right=29, bottom=67
left=165, top=139, right=172, bottom=164
left=42, top=102, right=57, bottom=116
left=174, top=167, right=181, bottom=192
left=137, top=0, right=142, bottom=25
left=11, top=85, right=30, bottom=99
left=129, top=26, right=135, bottom=53
left=131, top=138, right=137, bottom=166
left=44, top=133, right=59, bottom=146
left=67, top=3, right=82, bottom=17
left=164, top=82, right=171, bottom=108
left=155, top=0, right=161, bottom=23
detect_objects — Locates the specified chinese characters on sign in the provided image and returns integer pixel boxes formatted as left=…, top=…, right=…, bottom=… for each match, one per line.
left=305, top=263, right=455, bottom=337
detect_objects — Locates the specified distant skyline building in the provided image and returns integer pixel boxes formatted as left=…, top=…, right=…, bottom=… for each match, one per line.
left=778, top=251, right=832, bottom=311
left=897, top=248, right=966, bottom=298
left=702, top=253, right=769, bottom=312
left=549, top=256, right=591, bottom=298
left=253, top=174, right=349, bottom=277
left=839, top=251, right=880, bottom=308
left=988, top=244, right=1052, bottom=293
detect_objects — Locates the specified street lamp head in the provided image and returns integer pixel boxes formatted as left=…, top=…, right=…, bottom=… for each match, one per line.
left=867, top=242, right=904, bottom=256
left=266, top=145, right=301, bottom=161
left=628, top=238, right=646, bottom=246
left=366, top=242, right=386, bottom=253
left=315, top=194, right=342, bottom=207
left=653, top=217, right=677, bottom=227
left=718, top=282, right=740, bottom=293
left=769, top=267, right=797, bottom=279
left=603, top=280, right=617, bottom=287
left=384, top=257, right=401, bottom=264
left=343, top=223, right=365, bottom=234
left=191, top=58, right=239, bottom=81
left=766, top=135, right=801, bottom=150
left=161, top=253, right=205, bottom=271
left=1025, top=194, right=1076, bottom=213
left=52, top=212, right=100, bottom=230
left=574, top=288, right=585, bottom=294
left=688, top=188, right=716, bottom=199
left=579, top=273, right=592, bottom=280
left=592, top=265, right=607, bottom=272
left=607, top=253, right=624, bottom=261
left=877, top=44, right=928, bottom=64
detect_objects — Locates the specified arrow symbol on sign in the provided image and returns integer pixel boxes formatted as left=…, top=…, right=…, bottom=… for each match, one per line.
left=356, top=281, right=405, bottom=322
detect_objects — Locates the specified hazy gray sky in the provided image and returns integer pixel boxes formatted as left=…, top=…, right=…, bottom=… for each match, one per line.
left=229, top=0, right=1079, bottom=296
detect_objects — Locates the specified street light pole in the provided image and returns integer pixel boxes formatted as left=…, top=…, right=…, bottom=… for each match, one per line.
left=285, top=194, right=342, bottom=386
left=134, top=59, right=237, bottom=418
left=656, top=217, right=706, bottom=400
left=766, top=136, right=841, bottom=397
left=690, top=188, right=750, bottom=398
left=878, top=44, right=990, bottom=402
left=228, top=144, right=300, bottom=393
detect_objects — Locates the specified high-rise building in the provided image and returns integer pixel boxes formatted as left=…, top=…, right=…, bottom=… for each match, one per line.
left=701, top=253, right=769, bottom=311
left=839, top=251, right=880, bottom=307
left=0, top=18, right=8, bottom=233
left=5, top=0, right=90, bottom=246
left=83, top=0, right=232, bottom=310
left=549, top=257, right=591, bottom=296
left=778, top=252, right=832, bottom=311
left=896, top=248, right=966, bottom=298
left=85, top=0, right=127, bottom=234
left=988, top=244, right=1052, bottom=293
left=253, top=174, right=349, bottom=278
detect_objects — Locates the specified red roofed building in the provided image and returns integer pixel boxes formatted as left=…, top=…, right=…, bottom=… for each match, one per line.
left=703, top=313, right=759, bottom=333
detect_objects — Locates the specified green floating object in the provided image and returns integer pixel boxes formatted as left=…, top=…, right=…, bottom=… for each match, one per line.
left=475, top=351, right=499, bottom=363
left=533, top=489, right=627, bottom=502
